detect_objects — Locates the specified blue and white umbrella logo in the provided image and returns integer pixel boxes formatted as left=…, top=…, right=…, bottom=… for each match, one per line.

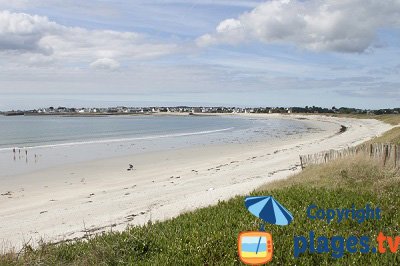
left=245, top=196, right=293, bottom=226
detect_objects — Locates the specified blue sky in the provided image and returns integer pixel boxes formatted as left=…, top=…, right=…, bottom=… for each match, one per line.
left=0, top=0, right=399, bottom=110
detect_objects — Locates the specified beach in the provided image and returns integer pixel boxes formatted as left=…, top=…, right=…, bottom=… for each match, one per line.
left=0, top=114, right=392, bottom=251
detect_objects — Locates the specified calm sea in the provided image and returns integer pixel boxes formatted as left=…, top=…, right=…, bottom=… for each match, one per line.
left=0, top=115, right=315, bottom=177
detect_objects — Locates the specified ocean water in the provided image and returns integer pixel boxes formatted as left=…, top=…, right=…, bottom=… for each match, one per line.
left=0, top=115, right=241, bottom=149
left=0, top=115, right=316, bottom=177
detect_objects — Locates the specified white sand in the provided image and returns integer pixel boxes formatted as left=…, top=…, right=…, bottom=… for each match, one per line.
left=0, top=114, right=392, bottom=251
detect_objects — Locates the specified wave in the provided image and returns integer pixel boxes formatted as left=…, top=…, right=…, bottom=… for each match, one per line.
left=0, top=127, right=234, bottom=151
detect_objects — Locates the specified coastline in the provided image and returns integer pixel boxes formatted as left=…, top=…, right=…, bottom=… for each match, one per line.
left=0, top=114, right=393, bottom=251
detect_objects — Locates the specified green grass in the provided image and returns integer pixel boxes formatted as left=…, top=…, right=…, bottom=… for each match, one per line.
left=2, top=156, right=400, bottom=265
left=365, top=127, right=400, bottom=145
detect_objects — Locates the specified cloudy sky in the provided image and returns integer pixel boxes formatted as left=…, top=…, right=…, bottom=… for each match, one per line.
left=0, top=0, right=399, bottom=110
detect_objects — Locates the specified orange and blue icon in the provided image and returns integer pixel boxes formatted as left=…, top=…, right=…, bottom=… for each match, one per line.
left=238, top=196, right=293, bottom=265
left=238, top=231, right=273, bottom=264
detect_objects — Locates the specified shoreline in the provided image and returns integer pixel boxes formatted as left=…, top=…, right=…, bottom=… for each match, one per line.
left=0, top=114, right=393, bottom=252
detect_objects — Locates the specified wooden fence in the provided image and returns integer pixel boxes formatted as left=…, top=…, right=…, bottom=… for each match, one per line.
left=300, top=143, right=400, bottom=169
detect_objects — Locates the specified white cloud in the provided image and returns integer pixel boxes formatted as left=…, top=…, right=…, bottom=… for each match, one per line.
left=197, top=0, right=400, bottom=53
left=197, top=18, right=246, bottom=47
left=90, top=58, right=120, bottom=71
left=0, top=10, right=57, bottom=53
left=27, top=54, right=56, bottom=66
left=0, top=10, right=176, bottom=66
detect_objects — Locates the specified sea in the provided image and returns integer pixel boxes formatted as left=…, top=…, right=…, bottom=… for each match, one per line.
left=0, top=115, right=316, bottom=177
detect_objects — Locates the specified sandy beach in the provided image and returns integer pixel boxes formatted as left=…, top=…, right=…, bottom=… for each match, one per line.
left=0, top=114, right=392, bottom=251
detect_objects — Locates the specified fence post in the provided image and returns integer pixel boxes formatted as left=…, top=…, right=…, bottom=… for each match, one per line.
left=370, top=144, right=373, bottom=158
left=383, top=144, right=388, bottom=166
left=300, top=144, right=399, bottom=170
left=300, top=155, right=304, bottom=170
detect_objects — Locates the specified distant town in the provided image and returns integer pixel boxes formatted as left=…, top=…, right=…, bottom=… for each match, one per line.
left=1, top=106, right=399, bottom=116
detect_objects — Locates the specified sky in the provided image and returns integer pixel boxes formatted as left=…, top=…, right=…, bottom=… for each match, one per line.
left=0, top=0, right=399, bottom=110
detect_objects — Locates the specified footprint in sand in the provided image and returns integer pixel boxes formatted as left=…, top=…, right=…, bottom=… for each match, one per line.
left=126, top=214, right=138, bottom=221
left=1, top=191, right=12, bottom=196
